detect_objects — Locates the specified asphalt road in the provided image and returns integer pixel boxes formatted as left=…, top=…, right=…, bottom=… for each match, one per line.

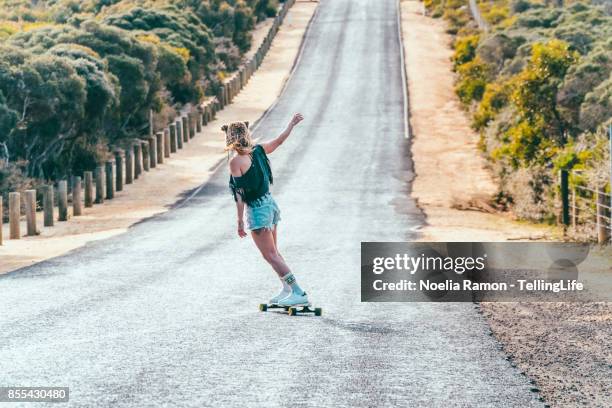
left=0, top=0, right=542, bottom=406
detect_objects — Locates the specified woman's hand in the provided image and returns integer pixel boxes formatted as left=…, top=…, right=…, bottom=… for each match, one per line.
left=262, top=113, right=304, bottom=154
left=290, top=113, right=304, bottom=127
left=237, top=219, right=247, bottom=238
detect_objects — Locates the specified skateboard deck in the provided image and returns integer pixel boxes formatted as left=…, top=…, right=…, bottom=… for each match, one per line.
left=259, top=303, right=322, bottom=316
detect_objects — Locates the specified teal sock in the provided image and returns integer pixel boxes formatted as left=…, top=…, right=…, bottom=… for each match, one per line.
left=282, top=273, right=305, bottom=295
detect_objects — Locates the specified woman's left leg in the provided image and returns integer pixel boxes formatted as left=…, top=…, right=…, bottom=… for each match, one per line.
left=272, top=225, right=285, bottom=261
left=252, top=226, right=308, bottom=306
left=251, top=228, right=290, bottom=278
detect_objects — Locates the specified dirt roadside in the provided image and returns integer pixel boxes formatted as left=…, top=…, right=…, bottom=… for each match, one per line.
left=400, top=0, right=559, bottom=242
left=0, top=1, right=318, bottom=275
left=400, top=1, right=611, bottom=407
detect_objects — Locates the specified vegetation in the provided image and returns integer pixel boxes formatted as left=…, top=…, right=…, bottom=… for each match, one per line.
left=426, top=0, right=612, bottom=222
left=0, top=0, right=280, bottom=197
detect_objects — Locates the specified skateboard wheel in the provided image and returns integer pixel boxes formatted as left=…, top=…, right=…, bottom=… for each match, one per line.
left=288, top=307, right=297, bottom=316
left=314, top=308, right=322, bottom=317
left=259, top=304, right=268, bottom=312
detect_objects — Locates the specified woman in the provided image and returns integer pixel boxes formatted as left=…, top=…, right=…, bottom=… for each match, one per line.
left=224, top=113, right=309, bottom=307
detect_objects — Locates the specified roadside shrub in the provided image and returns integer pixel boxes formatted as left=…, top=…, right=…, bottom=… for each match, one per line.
left=453, top=34, right=479, bottom=68
left=455, top=56, right=491, bottom=104
left=503, top=164, right=555, bottom=222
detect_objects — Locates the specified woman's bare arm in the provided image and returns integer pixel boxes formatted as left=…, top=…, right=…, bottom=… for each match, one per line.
left=261, top=113, right=303, bottom=154
left=235, top=198, right=246, bottom=238
left=230, top=158, right=247, bottom=237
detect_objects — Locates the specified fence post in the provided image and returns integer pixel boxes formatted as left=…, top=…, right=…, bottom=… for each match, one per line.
left=182, top=117, right=189, bottom=143
left=176, top=120, right=184, bottom=149
left=596, top=189, right=610, bottom=244
left=202, top=106, right=209, bottom=126
left=189, top=113, right=196, bottom=139
left=170, top=123, right=178, bottom=153
left=43, top=185, right=54, bottom=226
left=24, top=189, right=37, bottom=236
left=163, top=129, right=170, bottom=158
left=571, top=184, right=577, bottom=229
left=142, top=140, right=150, bottom=171
left=73, top=176, right=82, bottom=216
left=560, top=170, right=570, bottom=227
left=148, top=136, right=157, bottom=168
left=9, top=192, right=20, bottom=239
left=149, top=108, right=154, bottom=137
left=95, top=165, right=105, bottom=204
left=156, top=132, right=164, bottom=164
left=196, top=110, right=202, bottom=133
left=105, top=160, right=115, bottom=200
left=115, top=150, right=124, bottom=192
left=125, top=148, right=134, bottom=185
left=58, top=180, right=68, bottom=221
left=134, top=143, right=142, bottom=179
left=84, top=172, right=94, bottom=208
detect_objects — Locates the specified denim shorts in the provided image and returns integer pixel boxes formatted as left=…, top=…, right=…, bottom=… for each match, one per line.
left=246, top=193, right=281, bottom=231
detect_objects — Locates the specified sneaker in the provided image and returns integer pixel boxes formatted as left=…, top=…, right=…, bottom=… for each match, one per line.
left=278, top=291, right=310, bottom=307
left=269, top=289, right=291, bottom=305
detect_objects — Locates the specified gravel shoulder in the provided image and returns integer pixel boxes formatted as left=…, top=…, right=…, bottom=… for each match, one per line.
left=0, top=1, right=318, bottom=275
left=400, top=1, right=611, bottom=406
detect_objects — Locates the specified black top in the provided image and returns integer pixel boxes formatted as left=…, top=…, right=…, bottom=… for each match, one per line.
left=229, top=144, right=274, bottom=205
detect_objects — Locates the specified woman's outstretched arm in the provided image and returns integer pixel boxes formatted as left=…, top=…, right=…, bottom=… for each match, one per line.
left=261, top=113, right=303, bottom=154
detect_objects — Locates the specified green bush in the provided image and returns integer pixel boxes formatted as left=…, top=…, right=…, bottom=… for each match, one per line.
left=0, top=0, right=274, bottom=187
left=455, top=57, right=491, bottom=104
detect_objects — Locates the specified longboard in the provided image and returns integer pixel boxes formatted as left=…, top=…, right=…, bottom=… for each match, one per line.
left=259, top=303, right=322, bottom=316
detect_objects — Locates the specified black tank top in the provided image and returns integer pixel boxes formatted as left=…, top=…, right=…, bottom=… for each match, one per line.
left=229, top=144, right=274, bottom=205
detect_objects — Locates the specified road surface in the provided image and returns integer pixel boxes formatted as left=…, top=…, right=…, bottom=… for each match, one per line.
left=0, top=0, right=542, bottom=406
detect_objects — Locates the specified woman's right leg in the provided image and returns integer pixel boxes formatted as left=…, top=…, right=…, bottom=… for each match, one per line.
left=251, top=228, right=291, bottom=278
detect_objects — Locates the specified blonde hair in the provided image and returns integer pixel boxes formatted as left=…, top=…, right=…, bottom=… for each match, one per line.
left=223, top=121, right=252, bottom=155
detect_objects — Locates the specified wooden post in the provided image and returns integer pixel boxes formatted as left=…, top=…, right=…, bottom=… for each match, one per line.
left=202, top=106, right=209, bottom=126
left=134, top=143, right=142, bottom=179
left=163, top=129, right=170, bottom=158
left=105, top=160, right=114, bottom=200
left=115, top=150, right=124, bottom=192
left=596, top=189, right=610, bottom=244
left=95, top=165, right=105, bottom=204
left=84, top=172, right=94, bottom=208
left=125, top=148, right=134, bottom=185
left=57, top=180, right=68, bottom=221
left=196, top=110, right=202, bottom=133
left=149, top=108, right=154, bottom=137
left=43, top=185, right=54, bottom=226
left=9, top=192, right=20, bottom=239
left=217, top=88, right=225, bottom=108
left=182, top=117, right=189, bottom=143
left=560, top=170, right=570, bottom=227
left=176, top=120, right=184, bottom=149
left=188, top=113, right=196, bottom=139
left=142, top=140, right=150, bottom=171
left=73, top=177, right=82, bottom=216
left=148, top=136, right=157, bottom=168
left=571, top=185, right=577, bottom=229
left=156, top=132, right=164, bottom=164
left=24, top=189, right=37, bottom=236
left=170, top=123, right=178, bottom=153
